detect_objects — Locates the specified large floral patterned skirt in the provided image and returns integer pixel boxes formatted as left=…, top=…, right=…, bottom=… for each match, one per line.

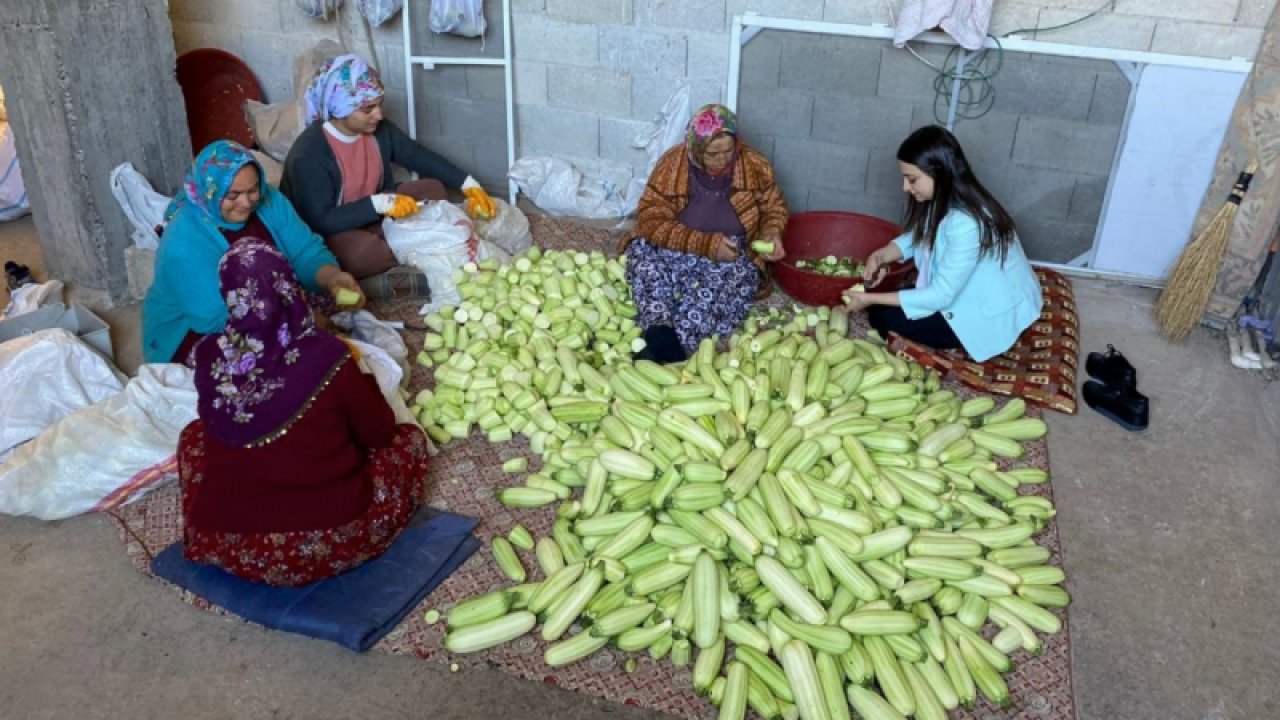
left=177, top=422, right=430, bottom=587
left=625, top=238, right=760, bottom=354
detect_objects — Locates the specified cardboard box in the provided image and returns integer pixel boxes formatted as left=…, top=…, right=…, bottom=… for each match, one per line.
left=0, top=302, right=114, bottom=362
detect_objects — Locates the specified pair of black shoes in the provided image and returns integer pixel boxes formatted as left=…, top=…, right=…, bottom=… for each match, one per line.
left=1083, top=345, right=1149, bottom=431
left=4, top=261, right=32, bottom=291
left=634, top=325, right=687, bottom=364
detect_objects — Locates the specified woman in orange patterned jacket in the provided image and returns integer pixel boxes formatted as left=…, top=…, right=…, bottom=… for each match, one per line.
left=622, top=104, right=789, bottom=363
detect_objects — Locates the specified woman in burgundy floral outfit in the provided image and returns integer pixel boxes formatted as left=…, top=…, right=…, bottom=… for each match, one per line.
left=177, top=238, right=429, bottom=586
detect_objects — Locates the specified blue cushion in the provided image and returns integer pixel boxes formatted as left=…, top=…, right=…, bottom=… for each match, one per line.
left=150, top=509, right=479, bottom=651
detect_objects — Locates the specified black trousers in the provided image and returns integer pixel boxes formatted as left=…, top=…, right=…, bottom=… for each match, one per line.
left=868, top=305, right=961, bottom=350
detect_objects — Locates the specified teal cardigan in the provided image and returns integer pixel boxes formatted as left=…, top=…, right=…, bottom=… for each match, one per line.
left=142, top=188, right=337, bottom=363
left=893, top=211, right=1043, bottom=362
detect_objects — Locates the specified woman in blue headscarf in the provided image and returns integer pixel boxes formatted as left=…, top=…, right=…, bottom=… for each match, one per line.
left=281, top=54, right=497, bottom=296
left=143, top=140, right=362, bottom=365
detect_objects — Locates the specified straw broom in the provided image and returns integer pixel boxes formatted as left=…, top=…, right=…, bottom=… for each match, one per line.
left=1156, top=158, right=1259, bottom=342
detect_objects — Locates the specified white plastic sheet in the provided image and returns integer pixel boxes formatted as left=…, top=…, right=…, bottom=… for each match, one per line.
left=0, top=363, right=193, bottom=520
left=382, top=200, right=508, bottom=313
left=0, top=328, right=126, bottom=457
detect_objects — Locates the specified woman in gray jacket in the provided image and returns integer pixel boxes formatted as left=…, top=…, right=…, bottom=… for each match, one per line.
left=281, top=54, right=496, bottom=296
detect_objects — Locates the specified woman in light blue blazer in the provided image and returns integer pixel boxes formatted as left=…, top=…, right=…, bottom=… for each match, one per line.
left=843, top=126, right=1042, bottom=362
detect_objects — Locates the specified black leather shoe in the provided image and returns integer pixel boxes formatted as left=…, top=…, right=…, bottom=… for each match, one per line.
left=1083, top=379, right=1149, bottom=431
left=634, top=325, right=687, bottom=364
left=1086, top=344, right=1137, bottom=392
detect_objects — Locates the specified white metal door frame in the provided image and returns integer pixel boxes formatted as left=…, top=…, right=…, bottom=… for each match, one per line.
left=401, top=0, right=518, bottom=203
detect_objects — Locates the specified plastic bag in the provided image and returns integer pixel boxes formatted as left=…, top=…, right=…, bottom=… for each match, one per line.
left=625, top=82, right=692, bottom=215
left=472, top=198, right=532, bottom=256
left=345, top=337, right=430, bottom=445
left=295, top=0, right=344, bottom=19
left=356, top=0, right=403, bottom=26
left=429, top=0, right=487, bottom=37
left=0, top=364, right=196, bottom=520
left=109, top=163, right=169, bottom=250
left=332, top=309, right=410, bottom=385
left=0, top=280, right=65, bottom=322
left=382, top=200, right=509, bottom=313
left=0, top=328, right=128, bottom=458
left=0, top=122, right=29, bottom=222
left=508, top=156, right=630, bottom=219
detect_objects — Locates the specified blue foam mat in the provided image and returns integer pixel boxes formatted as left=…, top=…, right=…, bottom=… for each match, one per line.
left=151, top=509, right=480, bottom=651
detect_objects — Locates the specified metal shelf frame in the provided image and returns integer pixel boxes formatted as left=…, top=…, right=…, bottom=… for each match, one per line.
left=401, top=0, right=518, bottom=203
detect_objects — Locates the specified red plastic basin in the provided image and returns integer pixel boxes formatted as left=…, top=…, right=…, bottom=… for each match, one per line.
left=771, top=211, right=917, bottom=306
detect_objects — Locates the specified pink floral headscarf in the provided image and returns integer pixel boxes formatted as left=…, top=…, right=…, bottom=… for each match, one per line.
left=304, top=54, right=385, bottom=124
left=685, top=104, right=739, bottom=171
left=193, top=240, right=349, bottom=447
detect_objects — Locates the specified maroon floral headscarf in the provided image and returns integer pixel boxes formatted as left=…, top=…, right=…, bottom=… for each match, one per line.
left=193, top=239, right=349, bottom=447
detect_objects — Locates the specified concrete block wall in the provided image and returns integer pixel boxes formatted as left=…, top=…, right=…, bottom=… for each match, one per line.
left=169, top=0, right=1275, bottom=247
left=740, top=33, right=1127, bottom=263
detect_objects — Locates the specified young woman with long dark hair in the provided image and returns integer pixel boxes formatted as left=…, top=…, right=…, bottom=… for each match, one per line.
left=843, top=125, right=1042, bottom=361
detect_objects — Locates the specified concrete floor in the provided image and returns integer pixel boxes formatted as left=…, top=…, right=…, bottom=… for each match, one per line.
left=1, top=217, right=1278, bottom=719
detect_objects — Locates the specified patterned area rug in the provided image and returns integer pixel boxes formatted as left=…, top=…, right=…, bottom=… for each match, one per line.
left=110, top=215, right=1075, bottom=720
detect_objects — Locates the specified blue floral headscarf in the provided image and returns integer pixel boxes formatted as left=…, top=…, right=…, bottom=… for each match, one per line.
left=166, top=140, right=263, bottom=231
left=304, top=54, right=385, bottom=125
left=193, top=239, right=349, bottom=448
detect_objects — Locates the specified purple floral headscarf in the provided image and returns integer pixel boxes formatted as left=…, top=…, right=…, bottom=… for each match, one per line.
left=193, top=239, right=349, bottom=447
left=685, top=104, right=740, bottom=170
left=304, top=54, right=385, bottom=125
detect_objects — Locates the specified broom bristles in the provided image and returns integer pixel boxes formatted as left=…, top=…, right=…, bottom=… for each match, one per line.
left=1156, top=205, right=1238, bottom=341
left=1156, top=158, right=1258, bottom=342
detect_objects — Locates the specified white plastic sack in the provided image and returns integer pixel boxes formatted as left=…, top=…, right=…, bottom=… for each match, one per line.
left=508, top=156, right=630, bottom=220
left=357, top=0, right=403, bottom=26
left=347, top=338, right=418, bottom=426
left=0, top=363, right=196, bottom=520
left=0, top=280, right=65, bottom=322
left=624, top=83, right=692, bottom=216
left=429, top=0, right=486, bottom=37
left=382, top=200, right=509, bottom=313
left=0, top=328, right=126, bottom=457
left=333, top=309, right=410, bottom=385
left=0, top=122, right=29, bottom=222
left=109, top=163, right=169, bottom=250
left=295, top=0, right=344, bottom=19
left=472, top=198, right=532, bottom=256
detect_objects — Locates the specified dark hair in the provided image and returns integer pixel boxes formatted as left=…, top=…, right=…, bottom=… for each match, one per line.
left=897, top=125, right=1016, bottom=262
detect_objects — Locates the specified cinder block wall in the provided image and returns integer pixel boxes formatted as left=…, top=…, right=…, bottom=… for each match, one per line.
left=740, top=35, right=1128, bottom=263
left=170, top=0, right=1273, bottom=255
